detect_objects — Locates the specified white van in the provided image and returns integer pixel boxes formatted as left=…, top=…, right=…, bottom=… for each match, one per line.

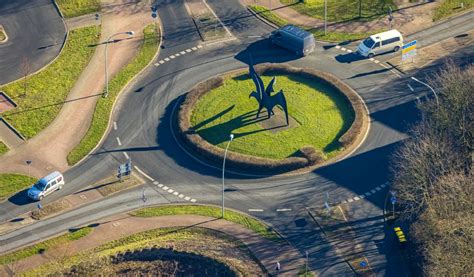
left=357, top=30, right=403, bottom=58
left=27, top=171, right=65, bottom=201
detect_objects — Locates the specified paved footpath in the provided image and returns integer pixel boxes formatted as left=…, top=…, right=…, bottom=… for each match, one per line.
left=0, top=0, right=154, bottom=177
left=1, top=214, right=306, bottom=276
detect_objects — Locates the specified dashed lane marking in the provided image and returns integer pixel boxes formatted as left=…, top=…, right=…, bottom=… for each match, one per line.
left=173, top=191, right=179, bottom=196
left=180, top=51, right=186, bottom=54
left=348, top=198, right=354, bottom=203
left=116, top=137, right=122, bottom=146
left=374, top=60, right=380, bottom=64
left=340, top=183, right=390, bottom=205
left=371, top=189, right=377, bottom=194
left=113, top=121, right=117, bottom=130
left=159, top=60, right=165, bottom=64
left=190, top=199, right=197, bottom=203
left=123, top=152, right=129, bottom=159
left=168, top=189, right=174, bottom=193
left=248, top=209, right=264, bottom=212
left=186, top=49, right=192, bottom=52
left=365, top=192, right=372, bottom=196
left=175, top=53, right=180, bottom=57
left=407, top=84, right=414, bottom=92
left=353, top=196, right=360, bottom=201
left=276, top=208, right=292, bottom=212
left=341, top=47, right=346, bottom=51
left=184, top=196, right=191, bottom=201
left=197, top=45, right=203, bottom=48
left=347, top=49, right=352, bottom=53
left=158, top=184, right=163, bottom=188
left=162, top=186, right=169, bottom=190
left=164, top=57, right=170, bottom=61
left=178, top=194, right=184, bottom=198
left=191, top=46, right=198, bottom=50
left=134, top=166, right=154, bottom=182
left=154, top=63, right=160, bottom=67
left=153, top=181, right=159, bottom=185
left=335, top=45, right=341, bottom=49
left=170, top=55, right=175, bottom=59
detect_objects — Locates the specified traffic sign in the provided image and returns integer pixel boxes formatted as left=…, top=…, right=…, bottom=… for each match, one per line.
left=360, top=261, right=367, bottom=268
left=402, top=40, right=417, bottom=62
left=118, top=159, right=132, bottom=180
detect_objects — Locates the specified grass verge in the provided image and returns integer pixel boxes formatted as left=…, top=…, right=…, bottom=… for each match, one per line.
left=0, top=227, right=92, bottom=265
left=56, top=0, right=101, bottom=18
left=279, top=0, right=396, bottom=22
left=0, top=174, right=36, bottom=201
left=190, top=72, right=353, bottom=159
left=67, top=23, right=160, bottom=165
left=433, top=0, right=473, bottom=21
left=0, top=26, right=100, bottom=139
left=249, top=5, right=381, bottom=42
left=0, top=27, right=5, bottom=41
left=0, top=141, right=8, bottom=155
left=130, top=205, right=281, bottom=242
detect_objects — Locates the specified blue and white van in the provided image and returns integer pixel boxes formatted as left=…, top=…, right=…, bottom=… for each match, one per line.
left=27, top=171, right=65, bottom=201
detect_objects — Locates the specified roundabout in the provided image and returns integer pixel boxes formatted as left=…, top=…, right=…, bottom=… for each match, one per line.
left=178, top=63, right=368, bottom=173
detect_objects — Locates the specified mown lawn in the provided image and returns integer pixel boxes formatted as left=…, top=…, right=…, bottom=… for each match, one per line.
left=0, top=141, right=8, bottom=155
left=0, top=26, right=100, bottom=139
left=56, top=0, right=101, bottom=18
left=67, top=23, right=160, bottom=165
left=190, top=73, right=354, bottom=160
left=249, top=5, right=383, bottom=42
left=131, top=205, right=281, bottom=242
left=0, top=173, right=36, bottom=201
left=0, top=227, right=92, bottom=265
left=280, top=0, right=396, bottom=22
left=433, top=0, right=473, bottom=21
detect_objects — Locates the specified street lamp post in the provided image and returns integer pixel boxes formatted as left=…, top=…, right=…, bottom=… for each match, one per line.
left=222, top=133, right=234, bottom=218
left=324, top=0, right=327, bottom=35
left=411, top=77, right=440, bottom=106
left=26, top=160, right=32, bottom=177
left=104, top=31, right=134, bottom=97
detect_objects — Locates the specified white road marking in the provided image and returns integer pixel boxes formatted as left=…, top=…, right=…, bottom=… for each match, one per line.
left=348, top=198, right=354, bottom=203
left=369, top=58, right=375, bottom=61
left=154, top=63, right=160, bottom=67
left=341, top=200, right=347, bottom=204
left=407, top=84, right=414, bottom=92
left=374, top=60, right=380, bottom=64
left=186, top=49, right=192, bottom=52
left=178, top=194, right=184, bottom=198
left=180, top=51, right=186, bottom=54
left=164, top=57, right=170, bottom=61
left=191, top=47, right=198, bottom=50
left=365, top=192, right=372, bottom=196
left=153, top=181, right=159, bottom=185
left=123, top=152, right=129, bottom=159
left=113, top=121, right=117, bottom=130
left=162, top=186, right=169, bottom=190
left=116, top=137, right=122, bottom=146
left=276, top=208, right=292, bottom=212
left=134, top=166, right=154, bottom=181
left=347, top=49, right=352, bottom=53
left=335, top=45, right=341, bottom=49
left=247, top=35, right=262, bottom=38
left=341, top=47, right=346, bottom=51
left=158, top=184, right=163, bottom=188
left=112, top=222, right=120, bottom=227
left=168, top=189, right=174, bottom=193
left=184, top=196, right=191, bottom=200
left=173, top=191, right=179, bottom=196
left=359, top=195, right=365, bottom=199
left=170, top=55, right=175, bottom=59
left=375, top=186, right=382, bottom=191
left=79, top=194, right=87, bottom=200
left=354, top=196, right=360, bottom=201
left=197, top=45, right=203, bottom=48
left=248, top=209, right=264, bottom=212
left=159, top=60, right=165, bottom=64
left=175, top=53, right=180, bottom=57
left=371, top=189, right=377, bottom=194
left=190, top=199, right=197, bottom=203
left=380, top=183, right=387, bottom=188
left=369, top=86, right=378, bottom=92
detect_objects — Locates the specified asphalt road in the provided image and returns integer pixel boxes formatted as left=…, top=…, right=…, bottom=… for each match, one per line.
left=1, top=1, right=473, bottom=275
left=0, top=0, right=66, bottom=85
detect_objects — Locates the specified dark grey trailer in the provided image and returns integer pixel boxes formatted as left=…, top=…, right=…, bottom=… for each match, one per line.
left=270, top=25, right=315, bottom=56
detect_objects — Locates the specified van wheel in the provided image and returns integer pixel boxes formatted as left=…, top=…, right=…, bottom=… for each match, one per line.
left=58, top=185, right=63, bottom=190
left=368, top=53, right=374, bottom=58
left=394, top=46, right=400, bottom=52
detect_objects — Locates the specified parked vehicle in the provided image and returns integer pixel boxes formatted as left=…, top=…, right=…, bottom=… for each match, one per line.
left=27, top=171, right=64, bottom=201
left=357, top=30, right=403, bottom=58
left=270, top=24, right=316, bottom=56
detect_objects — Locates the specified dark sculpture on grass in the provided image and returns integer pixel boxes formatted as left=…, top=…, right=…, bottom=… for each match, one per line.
left=248, top=57, right=289, bottom=126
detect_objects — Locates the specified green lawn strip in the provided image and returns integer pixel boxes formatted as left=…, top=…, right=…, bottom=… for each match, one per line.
left=0, top=141, right=8, bottom=155
left=190, top=73, right=354, bottom=159
left=0, top=29, right=5, bottom=41
left=0, top=26, right=100, bottom=139
left=279, top=0, right=396, bottom=22
left=433, top=0, right=473, bottom=21
left=130, top=205, right=281, bottom=242
left=249, top=5, right=382, bottom=42
left=0, top=227, right=93, bottom=265
left=67, top=23, right=160, bottom=165
left=56, top=0, right=101, bottom=18
left=0, top=173, right=36, bottom=201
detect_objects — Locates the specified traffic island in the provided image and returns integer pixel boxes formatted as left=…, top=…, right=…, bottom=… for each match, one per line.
left=0, top=25, right=7, bottom=43
left=177, top=63, right=369, bottom=174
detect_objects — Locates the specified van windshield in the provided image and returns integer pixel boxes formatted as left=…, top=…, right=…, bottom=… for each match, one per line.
left=363, top=37, right=376, bottom=48
left=34, top=180, right=46, bottom=190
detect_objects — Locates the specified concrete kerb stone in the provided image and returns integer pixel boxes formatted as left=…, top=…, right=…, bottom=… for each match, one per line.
left=246, top=6, right=278, bottom=29
left=71, top=20, right=163, bottom=168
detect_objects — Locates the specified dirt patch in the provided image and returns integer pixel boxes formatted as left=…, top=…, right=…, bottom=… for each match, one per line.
left=387, top=29, right=474, bottom=73
left=30, top=198, right=73, bottom=220
left=93, top=174, right=144, bottom=197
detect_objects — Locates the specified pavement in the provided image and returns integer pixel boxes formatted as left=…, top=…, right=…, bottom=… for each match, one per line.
left=0, top=0, right=66, bottom=86
left=0, top=0, right=473, bottom=276
left=0, top=0, right=154, bottom=177
left=1, top=214, right=305, bottom=276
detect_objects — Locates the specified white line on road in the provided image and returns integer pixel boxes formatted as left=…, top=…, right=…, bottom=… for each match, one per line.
left=191, top=47, right=198, bottom=50
left=365, top=192, right=372, bottom=196
left=247, top=35, right=262, bottom=38
left=190, top=199, right=197, bottom=203
left=170, top=55, right=175, bottom=59
left=159, top=60, right=165, bottom=64
left=347, top=49, right=353, bottom=53
left=353, top=196, right=360, bottom=201
left=178, top=194, right=184, bottom=198
left=374, top=60, right=380, bottom=64
left=184, top=196, right=190, bottom=200
left=371, top=189, right=377, bottom=194
left=134, top=166, right=154, bottom=182
left=407, top=84, right=414, bottom=92
left=186, top=49, right=192, bottom=52
left=348, top=198, right=354, bottom=203
left=248, top=209, right=264, bottom=212
left=173, top=191, right=179, bottom=196
left=153, top=181, right=159, bottom=185
left=380, top=183, right=387, bottom=188
left=154, top=63, right=160, bottom=67
left=375, top=186, right=382, bottom=191
left=197, top=45, right=203, bottom=48
left=276, top=208, right=292, bottom=212
left=162, top=186, right=169, bottom=190
left=369, top=58, right=375, bottom=61
left=116, top=137, right=122, bottom=146
left=341, top=47, right=346, bottom=51
left=335, top=45, right=341, bottom=49
left=164, top=57, right=170, bottom=61
left=123, top=152, right=129, bottom=159
left=158, top=184, right=163, bottom=188
left=168, top=189, right=174, bottom=193
left=180, top=51, right=186, bottom=54
left=113, top=121, right=117, bottom=130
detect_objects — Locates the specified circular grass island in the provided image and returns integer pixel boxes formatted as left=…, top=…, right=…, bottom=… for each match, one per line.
left=178, top=64, right=368, bottom=173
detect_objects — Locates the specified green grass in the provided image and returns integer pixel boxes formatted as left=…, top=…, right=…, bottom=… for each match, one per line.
left=67, top=24, right=160, bottom=166
left=0, top=26, right=100, bottom=139
left=433, top=0, right=473, bottom=21
left=0, top=29, right=5, bottom=41
left=190, top=73, right=354, bottom=159
left=0, top=141, right=8, bottom=155
left=130, top=205, right=281, bottom=242
left=0, top=173, right=36, bottom=201
left=0, top=227, right=92, bottom=265
left=280, top=0, right=396, bottom=22
left=56, top=0, right=101, bottom=18
left=249, top=5, right=383, bottom=42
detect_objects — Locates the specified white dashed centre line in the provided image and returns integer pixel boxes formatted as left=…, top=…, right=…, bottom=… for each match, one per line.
left=113, top=121, right=117, bottom=130
left=162, top=186, right=169, bottom=190
left=170, top=55, right=175, bottom=59
left=173, top=192, right=179, bottom=196
left=190, top=199, right=197, bottom=203
left=184, top=196, right=191, bottom=200
left=168, top=189, right=174, bottom=193
left=180, top=51, right=186, bottom=54
left=347, top=49, right=353, bottom=53
left=191, top=47, right=198, bottom=50
left=116, top=137, right=122, bottom=146
left=248, top=209, right=264, bottom=212
left=276, top=208, right=292, bottom=212
left=123, top=152, right=129, bottom=159
left=341, top=47, right=346, bottom=51
left=164, top=57, right=170, bottom=61
left=175, top=53, right=180, bottom=57
left=186, top=49, right=192, bottom=52
left=178, top=194, right=184, bottom=198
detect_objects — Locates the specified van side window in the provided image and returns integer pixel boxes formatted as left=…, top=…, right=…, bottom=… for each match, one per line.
left=45, top=184, right=50, bottom=191
left=373, top=42, right=380, bottom=48
left=51, top=180, right=57, bottom=186
left=382, top=37, right=400, bottom=45
left=57, top=177, right=62, bottom=182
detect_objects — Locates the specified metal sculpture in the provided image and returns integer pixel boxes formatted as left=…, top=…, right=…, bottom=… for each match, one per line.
left=248, top=58, right=289, bottom=125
